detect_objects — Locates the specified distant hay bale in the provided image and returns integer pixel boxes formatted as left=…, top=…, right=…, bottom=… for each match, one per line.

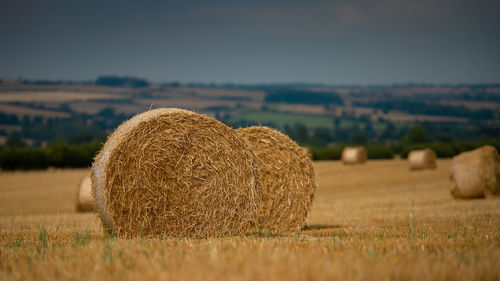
left=342, top=146, right=367, bottom=165
left=236, top=126, right=317, bottom=233
left=408, top=149, right=437, bottom=170
left=450, top=145, right=500, bottom=199
left=76, top=175, right=95, bottom=212
left=91, top=108, right=260, bottom=238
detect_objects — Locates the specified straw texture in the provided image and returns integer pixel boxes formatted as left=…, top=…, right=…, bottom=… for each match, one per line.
left=236, top=126, right=317, bottom=233
left=450, top=145, right=500, bottom=199
left=91, top=108, right=260, bottom=238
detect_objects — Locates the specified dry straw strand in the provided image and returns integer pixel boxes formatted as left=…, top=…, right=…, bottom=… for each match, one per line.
left=91, top=108, right=261, bottom=238
left=408, top=148, right=437, bottom=170
left=450, top=145, right=500, bottom=199
left=236, top=126, right=317, bottom=233
left=342, top=146, right=367, bottom=165
left=76, top=174, right=95, bottom=212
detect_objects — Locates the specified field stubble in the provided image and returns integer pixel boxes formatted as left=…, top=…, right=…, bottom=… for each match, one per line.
left=0, top=160, right=499, bottom=281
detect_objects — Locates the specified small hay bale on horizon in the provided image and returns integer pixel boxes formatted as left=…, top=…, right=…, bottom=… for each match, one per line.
left=76, top=174, right=95, bottom=212
left=450, top=145, right=500, bottom=199
left=342, top=146, right=367, bottom=165
left=236, top=126, right=317, bottom=233
left=408, top=148, right=437, bottom=170
left=92, top=108, right=261, bottom=238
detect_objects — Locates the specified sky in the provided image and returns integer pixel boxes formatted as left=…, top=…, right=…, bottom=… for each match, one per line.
left=1, top=0, right=499, bottom=84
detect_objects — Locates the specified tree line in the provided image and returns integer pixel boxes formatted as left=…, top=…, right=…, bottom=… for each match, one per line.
left=1, top=127, right=499, bottom=170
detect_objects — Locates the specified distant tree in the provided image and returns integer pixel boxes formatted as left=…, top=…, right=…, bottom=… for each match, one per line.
left=95, top=76, right=150, bottom=88
left=167, top=81, right=181, bottom=87
left=265, top=89, right=342, bottom=105
left=6, top=135, right=26, bottom=147
left=408, top=125, right=429, bottom=144
left=350, top=126, right=367, bottom=145
left=97, top=107, right=116, bottom=118
left=381, top=122, right=396, bottom=139
left=333, top=126, right=349, bottom=143
left=364, top=122, right=374, bottom=137
left=436, top=133, right=454, bottom=143
left=333, top=118, right=341, bottom=128
left=311, top=127, right=332, bottom=146
left=285, top=123, right=309, bottom=144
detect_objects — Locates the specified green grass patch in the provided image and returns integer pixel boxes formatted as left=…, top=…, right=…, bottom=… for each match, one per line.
left=230, top=111, right=335, bottom=128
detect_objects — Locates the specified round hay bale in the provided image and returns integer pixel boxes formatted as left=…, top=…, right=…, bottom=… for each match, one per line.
left=91, top=108, right=260, bottom=238
left=341, top=146, right=367, bottom=165
left=450, top=145, right=500, bottom=199
left=408, top=148, right=437, bottom=170
left=76, top=174, right=95, bottom=212
left=236, top=126, right=317, bottom=233
left=302, top=146, right=312, bottom=159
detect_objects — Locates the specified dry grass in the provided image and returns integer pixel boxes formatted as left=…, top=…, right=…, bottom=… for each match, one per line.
left=1, top=160, right=500, bottom=281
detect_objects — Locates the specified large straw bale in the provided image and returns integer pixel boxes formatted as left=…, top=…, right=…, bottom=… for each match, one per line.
left=450, top=145, right=500, bottom=199
left=91, top=108, right=260, bottom=238
left=236, top=126, right=317, bottom=233
left=408, top=148, right=437, bottom=170
left=302, top=147, right=312, bottom=159
left=341, top=146, right=367, bottom=164
left=76, top=175, right=95, bottom=212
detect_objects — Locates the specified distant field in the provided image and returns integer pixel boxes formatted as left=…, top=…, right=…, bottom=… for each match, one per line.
left=0, top=84, right=498, bottom=127
left=379, top=111, right=468, bottom=123
left=0, top=91, right=122, bottom=103
left=168, top=87, right=266, bottom=102
left=69, top=101, right=147, bottom=115
left=0, top=104, right=71, bottom=119
left=136, top=98, right=242, bottom=110
left=1, top=160, right=499, bottom=281
left=440, top=100, right=500, bottom=112
left=230, top=111, right=336, bottom=128
left=276, top=104, right=327, bottom=115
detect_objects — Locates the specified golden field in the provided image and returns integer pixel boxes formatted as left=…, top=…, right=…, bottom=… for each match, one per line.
left=0, top=160, right=499, bottom=281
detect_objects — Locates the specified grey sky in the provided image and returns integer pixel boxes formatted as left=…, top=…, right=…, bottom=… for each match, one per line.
left=1, top=0, right=499, bottom=84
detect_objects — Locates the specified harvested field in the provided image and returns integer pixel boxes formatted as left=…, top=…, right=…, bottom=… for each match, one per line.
left=0, top=104, right=71, bottom=118
left=1, top=160, right=499, bottom=281
left=136, top=98, right=242, bottom=110
left=377, top=110, right=468, bottom=123
left=440, top=100, right=500, bottom=112
left=69, top=102, right=146, bottom=115
left=0, top=91, right=123, bottom=103
left=230, top=111, right=336, bottom=128
left=0, top=124, right=22, bottom=133
left=167, top=87, right=266, bottom=102
left=277, top=104, right=327, bottom=115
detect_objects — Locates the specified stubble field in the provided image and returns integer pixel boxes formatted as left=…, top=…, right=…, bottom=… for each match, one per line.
left=0, top=160, right=499, bottom=281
